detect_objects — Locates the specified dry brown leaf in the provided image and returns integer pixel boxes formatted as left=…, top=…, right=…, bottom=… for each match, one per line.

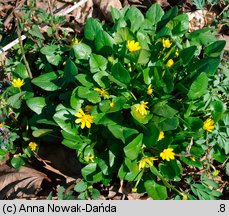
left=0, top=159, right=50, bottom=199
left=187, top=10, right=216, bottom=32
left=93, top=0, right=122, bottom=21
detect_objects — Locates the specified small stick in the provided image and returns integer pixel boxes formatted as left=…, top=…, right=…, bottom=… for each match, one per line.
left=15, top=16, right=33, bottom=79
left=56, top=0, right=88, bottom=16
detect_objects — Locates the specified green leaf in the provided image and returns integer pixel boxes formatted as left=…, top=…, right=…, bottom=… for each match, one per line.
left=124, top=134, right=143, bottom=160
left=185, top=117, right=203, bottom=131
left=77, top=86, right=101, bottom=104
left=213, top=145, right=227, bottom=163
left=81, top=163, right=103, bottom=183
left=167, top=13, right=189, bottom=35
left=46, top=54, right=62, bottom=66
left=137, top=50, right=151, bottom=65
left=180, top=46, right=197, bottom=66
left=210, top=101, right=225, bottom=122
left=158, top=117, right=179, bottom=131
left=73, top=43, right=92, bottom=60
left=180, top=156, right=202, bottom=168
left=118, top=158, right=140, bottom=181
left=11, top=156, right=25, bottom=169
left=159, top=160, right=182, bottom=181
left=32, top=71, right=63, bottom=91
left=93, top=71, right=110, bottom=88
left=53, top=108, right=78, bottom=135
left=152, top=102, right=177, bottom=118
left=125, top=7, right=144, bottom=32
left=111, top=62, right=131, bottom=85
left=114, top=27, right=134, bottom=44
left=8, top=92, right=26, bottom=109
left=74, top=180, right=87, bottom=193
left=188, top=72, right=208, bottom=99
left=32, top=129, right=53, bottom=138
left=64, top=59, right=78, bottom=82
left=99, top=97, right=126, bottom=113
left=26, top=97, right=46, bottom=114
left=75, top=74, right=94, bottom=87
left=108, top=125, right=138, bottom=144
left=14, top=63, right=29, bottom=79
left=95, top=30, right=114, bottom=51
left=157, top=6, right=178, bottom=30
left=189, top=57, right=220, bottom=76
left=89, top=188, right=100, bottom=200
left=144, top=180, right=168, bottom=200
left=89, top=54, right=108, bottom=73
left=204, top=40, right=226, bottom=57
left=29, top=25, right=45, bottom=40
left=70, top=88, right=84, bottom=110
left=146, top=3, right=164, bottom=26
left=61, top=131, right=83, bottom=149
left=84, top=18, right=103, bottom=40
left=41, top=45, right=58, bottom=55
left=143, top=123, right=160, bottom=148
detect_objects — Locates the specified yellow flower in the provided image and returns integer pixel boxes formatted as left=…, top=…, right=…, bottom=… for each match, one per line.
left=70, top=38, right=79, bottom=48
left=132, top=187, right=137, bottom=193
left=75, top=108, right=94, bottom=129
left=162, top=38, right=172, bottom=48
left=134, top=101, right=149, bottom=116
left=158, top=131, right=164, bottom=141
left=0, top=122, right=5, bottom=127
left=160, top=148, right=175, bottom=161
left=72, top=38, right=79, bottom=45
left=203, top=118, right=214, bottom=132
left=190, top=156, right=196, bottom=162
left=138, top=157, right=157, bottom=170
left=28, top=142, right=38, bottom=151
left=110, top=101, right=115, bottom=108
left=147, top=84, right=153, bottom=95
left=175, top=50, right=179, bottom=57
left=166, top=59, right=174, bottom=68
left=84, top=155, right=95, bottom=163
left=11, top=78, right=25, bottom=88
left=94, top=88, right=109, bottom=99
left=126, top=40, right=141, bottom=52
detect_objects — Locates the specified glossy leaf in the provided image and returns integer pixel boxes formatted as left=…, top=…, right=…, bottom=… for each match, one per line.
left=26, top=97, right=46, bottom=115
left=124, top=134, right=143, bottom=160
left=146, top=3, right=164, bottom=25
left=144, top=180, right=168, bottom=200
left=32, top=71, right=63, bottom=91
left=188, top=72, right=208, bottom=99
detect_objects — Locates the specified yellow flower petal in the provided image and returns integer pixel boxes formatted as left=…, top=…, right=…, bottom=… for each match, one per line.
left=166, top=59, right=174, bottom=68
left=11, top=78, right=25, bottom=88
left=162, top=38, right=172, bottom=48
left=160, top=148, right=175, bottom=161
left=127, top=40, right=141, bottom=52
left=203, top=118, right=214, bottom=132
left=158, top=131, right=164, bottom=141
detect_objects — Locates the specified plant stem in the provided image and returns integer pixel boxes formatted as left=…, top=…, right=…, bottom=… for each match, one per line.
left=15, top=17, right=33, bottom=79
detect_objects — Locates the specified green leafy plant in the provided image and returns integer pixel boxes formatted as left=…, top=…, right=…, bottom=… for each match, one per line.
left=2, top=3, right=228, bottom=199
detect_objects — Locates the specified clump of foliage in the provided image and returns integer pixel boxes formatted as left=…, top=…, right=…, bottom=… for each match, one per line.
left=1, top=3, right=228, bottom=200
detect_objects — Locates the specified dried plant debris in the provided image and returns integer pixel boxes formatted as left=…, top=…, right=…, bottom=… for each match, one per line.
left=0, top=158, right=50, bottom=199
left=187, top=10, right=216, bottom=32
